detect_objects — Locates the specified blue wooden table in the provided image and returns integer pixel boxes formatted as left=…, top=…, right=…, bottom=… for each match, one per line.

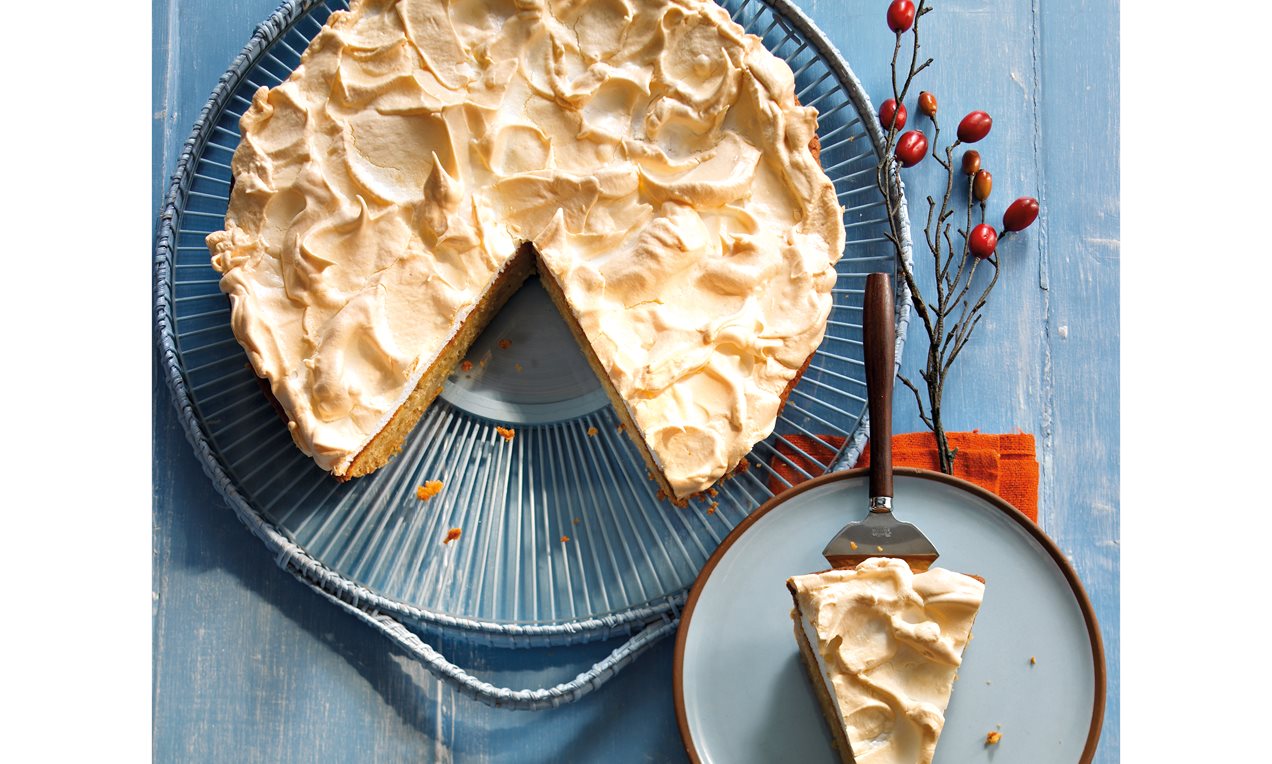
left=153, top=1, right=1119, bottom=760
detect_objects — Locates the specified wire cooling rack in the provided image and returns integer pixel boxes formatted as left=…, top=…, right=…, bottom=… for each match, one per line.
left=156, top=0, right=912, bottom=707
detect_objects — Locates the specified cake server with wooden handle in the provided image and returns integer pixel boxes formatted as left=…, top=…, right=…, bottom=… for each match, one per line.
left=822, top=272, right=940, bottom=571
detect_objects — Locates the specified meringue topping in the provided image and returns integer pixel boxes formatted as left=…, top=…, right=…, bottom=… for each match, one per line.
left=789, top=558, right=985, bottom=764
left=207, top=0, right=844, bottom=496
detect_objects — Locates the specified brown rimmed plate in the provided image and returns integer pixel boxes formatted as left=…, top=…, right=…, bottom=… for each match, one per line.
left=674, top=467, right=1105, bottom=763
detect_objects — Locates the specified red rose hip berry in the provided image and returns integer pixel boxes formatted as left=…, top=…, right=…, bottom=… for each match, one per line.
left=879, top=98, right=907, bottom=130
left=957, top=110, right=993, bottom=143
left=968, top=224, right=998, bottom=259
left=1003, top=197, right=1040, bottom=232
left=887, top=0, right=916, bottom=32
left=895, top=130, right=928, bottom=167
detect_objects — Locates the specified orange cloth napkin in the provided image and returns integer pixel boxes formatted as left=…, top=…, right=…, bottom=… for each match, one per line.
left=769, top=432, right=1038, bottom=523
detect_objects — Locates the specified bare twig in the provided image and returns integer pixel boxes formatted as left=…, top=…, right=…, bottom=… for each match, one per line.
left=876, top=0, right=1016, bottom=474
left=898, top=373, right=934, bottom=430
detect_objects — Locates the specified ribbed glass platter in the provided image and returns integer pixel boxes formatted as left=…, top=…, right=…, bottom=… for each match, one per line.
left=156, top=0, right=912, bottom=645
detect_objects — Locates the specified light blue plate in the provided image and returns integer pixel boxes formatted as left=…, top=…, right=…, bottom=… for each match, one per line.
left=676, top=468, right=1105, bottom=763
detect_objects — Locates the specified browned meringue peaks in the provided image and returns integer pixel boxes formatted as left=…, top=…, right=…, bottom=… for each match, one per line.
left=207, top=0, right=844, bottom=496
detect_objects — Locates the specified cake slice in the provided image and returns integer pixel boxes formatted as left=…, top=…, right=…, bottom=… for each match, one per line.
left=786, top=557, right=985, bottom=764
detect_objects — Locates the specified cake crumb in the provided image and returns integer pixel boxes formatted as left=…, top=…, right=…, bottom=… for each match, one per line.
left=673, top=497, right=688, bottom=508
left=460, top=360, right=473, bottom=372
left=498, top=339, right=512, bottom=350
left=560, top=535, right=570, bottom=543
left=514, top=363, right=523, bottom=373
left=1030, top=656, right=1037, bottom=666
left=616, top=422, right=625, bottom=432
left=707, top=502, right=718, bottom=515
left=875, top=545, right=884, bottom=552
left=443, top=528, right=462, bottom=545
left=656, top=489, right=667, bottom=501
left=849, top=541, right=858, bottom=550
left=984, top=731, right=1002, bottom=746
left=707, top=487, right=718, bottom=497
left=495, top=426, right=516, bottom=442
left=586, top=426, right=598, bottom=437
left=416, top=481, right=444, bottom=501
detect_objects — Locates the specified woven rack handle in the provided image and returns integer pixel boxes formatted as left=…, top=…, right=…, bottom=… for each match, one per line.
left=292, top=568, right=677, bottom=710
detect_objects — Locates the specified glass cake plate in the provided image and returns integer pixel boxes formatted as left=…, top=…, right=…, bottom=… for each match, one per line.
left=154, top=0, right=914, bottom=707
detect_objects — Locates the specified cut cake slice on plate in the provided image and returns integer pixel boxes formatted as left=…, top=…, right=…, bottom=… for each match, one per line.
left=786, top=557, right=985, bottom=764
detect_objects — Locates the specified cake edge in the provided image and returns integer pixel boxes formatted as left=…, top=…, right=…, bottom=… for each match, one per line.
left=534, top=257, right=680, bottom=499
left=341, top=244, right=537, bottom=479
left=791, top=602, right=857, bottom=764
left=530, top=133, right=825, bottom=501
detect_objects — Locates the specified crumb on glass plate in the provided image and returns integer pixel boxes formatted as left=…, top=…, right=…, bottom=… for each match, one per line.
left=985, top=731, right=1002, bottom=746
left=416, top=480, right=443, bottom=501
left=443, top=528, right=462, bottom=544
left=495, top=426, right=516, bottom=442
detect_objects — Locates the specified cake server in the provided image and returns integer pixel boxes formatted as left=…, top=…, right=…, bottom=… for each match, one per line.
left=822, top=273, right=940, bottom=571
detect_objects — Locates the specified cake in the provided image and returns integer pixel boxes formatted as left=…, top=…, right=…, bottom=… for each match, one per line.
left=786, top=558, right=985, bottom=764
left=206, top=0, right=844, bottom=499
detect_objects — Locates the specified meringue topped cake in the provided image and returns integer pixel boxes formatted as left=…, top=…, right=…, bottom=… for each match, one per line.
left=206, top=0, right=844, bottom=499
left=787, top=558, right=985, bottom=764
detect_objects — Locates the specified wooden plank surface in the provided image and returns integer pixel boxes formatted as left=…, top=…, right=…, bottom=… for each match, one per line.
left=153, top=1, right=1119, bottom=760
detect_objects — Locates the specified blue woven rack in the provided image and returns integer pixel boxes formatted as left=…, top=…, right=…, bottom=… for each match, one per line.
left=154, top=0, right=914, bottom=709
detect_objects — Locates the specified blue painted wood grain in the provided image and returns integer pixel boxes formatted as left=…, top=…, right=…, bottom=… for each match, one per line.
left=153, top=0, right=1119, bottom=760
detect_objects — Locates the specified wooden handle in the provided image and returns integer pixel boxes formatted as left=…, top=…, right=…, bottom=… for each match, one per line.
left=864, top=273, right=894, bottom=500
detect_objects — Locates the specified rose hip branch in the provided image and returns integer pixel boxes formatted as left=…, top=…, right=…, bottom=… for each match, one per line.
left=874, top=0, right=1040, bottom=474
